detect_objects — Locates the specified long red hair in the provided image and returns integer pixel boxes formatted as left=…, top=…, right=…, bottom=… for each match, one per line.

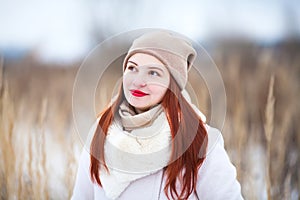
left=90, top=76, right=208, bottom=199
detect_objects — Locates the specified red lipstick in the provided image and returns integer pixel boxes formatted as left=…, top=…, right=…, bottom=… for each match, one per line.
left=130, top=90, right=148, bottom=97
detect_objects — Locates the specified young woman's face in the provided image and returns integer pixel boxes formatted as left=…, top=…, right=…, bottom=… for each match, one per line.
left=123, top=53, right=170, bottom=113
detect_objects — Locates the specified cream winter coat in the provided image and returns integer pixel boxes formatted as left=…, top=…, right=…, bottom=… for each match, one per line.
left=72, top=100, right=243, bottom=199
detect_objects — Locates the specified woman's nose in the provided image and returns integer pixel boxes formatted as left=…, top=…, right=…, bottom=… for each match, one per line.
left=132, top=75, right=146, bottom=87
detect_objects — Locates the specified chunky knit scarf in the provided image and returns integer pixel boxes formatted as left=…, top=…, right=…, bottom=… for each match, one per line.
left=99, top=101, right=172, bottom=199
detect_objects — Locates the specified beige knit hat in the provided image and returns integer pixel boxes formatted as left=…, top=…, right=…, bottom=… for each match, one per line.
left=123, top=31, right=197, bottom=90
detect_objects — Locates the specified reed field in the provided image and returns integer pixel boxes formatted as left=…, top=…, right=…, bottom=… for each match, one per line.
left=0, top=40, right=299, bottom=200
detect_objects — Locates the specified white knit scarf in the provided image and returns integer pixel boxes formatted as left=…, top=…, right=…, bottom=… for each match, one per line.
left=99, top=101, right=172, bottom=199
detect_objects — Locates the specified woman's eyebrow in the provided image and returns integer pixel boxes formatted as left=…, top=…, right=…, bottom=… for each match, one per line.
left=127, top=61, right=165, bottom=73
left=127, top=60, right=138, bottom=66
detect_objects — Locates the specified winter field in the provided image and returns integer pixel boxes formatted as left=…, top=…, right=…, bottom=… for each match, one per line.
left=0, top=41, right=299, bottom=200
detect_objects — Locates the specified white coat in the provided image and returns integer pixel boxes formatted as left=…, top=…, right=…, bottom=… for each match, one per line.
left=71, top=123, right=244, bottom=200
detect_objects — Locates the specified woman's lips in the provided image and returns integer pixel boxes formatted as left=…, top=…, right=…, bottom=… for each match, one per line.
left=130, top=90, right=148, bottom=97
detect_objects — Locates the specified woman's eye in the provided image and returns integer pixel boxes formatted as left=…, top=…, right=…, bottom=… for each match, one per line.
left=127, top=66, right=137, bottom=72
left=149, top=71, right=160, bottom=76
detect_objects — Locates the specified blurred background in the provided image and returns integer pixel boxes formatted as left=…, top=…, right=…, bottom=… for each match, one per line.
left=1, top=0, right=300, bottom=199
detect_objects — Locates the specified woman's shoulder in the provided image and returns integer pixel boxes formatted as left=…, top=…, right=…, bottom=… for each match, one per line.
left=187, top=98, right=224, bottom=156
left=205, top=125, right=224, bottom=157
left=183, top=94, right=224, bottom=157
left=197, top=125, right=244, bottom=199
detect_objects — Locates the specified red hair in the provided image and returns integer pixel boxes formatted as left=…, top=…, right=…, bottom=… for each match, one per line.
left=90, top=76, right=208, bottom=199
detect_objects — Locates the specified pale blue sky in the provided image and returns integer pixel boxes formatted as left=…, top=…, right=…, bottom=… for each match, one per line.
left=0, top=0, right=299, bottom=62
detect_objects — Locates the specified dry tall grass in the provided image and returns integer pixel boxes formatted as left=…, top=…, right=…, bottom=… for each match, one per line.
left=264, top=75, right=275, bottom=200
left=0, top=41, right=299, bottom=199
left=0, top=58, right=81, bottom=200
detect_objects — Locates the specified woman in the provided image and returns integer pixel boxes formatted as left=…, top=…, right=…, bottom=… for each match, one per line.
left=72, top=31, right=244, bottom=200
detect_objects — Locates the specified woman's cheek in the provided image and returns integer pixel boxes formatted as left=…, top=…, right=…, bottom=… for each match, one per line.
left=149, top=85, right=168, bottom=98
left=123, top=75, right=132, bottom=89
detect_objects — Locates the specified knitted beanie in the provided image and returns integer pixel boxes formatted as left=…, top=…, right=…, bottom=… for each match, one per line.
left=123, top=31, right=197, bottom=90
